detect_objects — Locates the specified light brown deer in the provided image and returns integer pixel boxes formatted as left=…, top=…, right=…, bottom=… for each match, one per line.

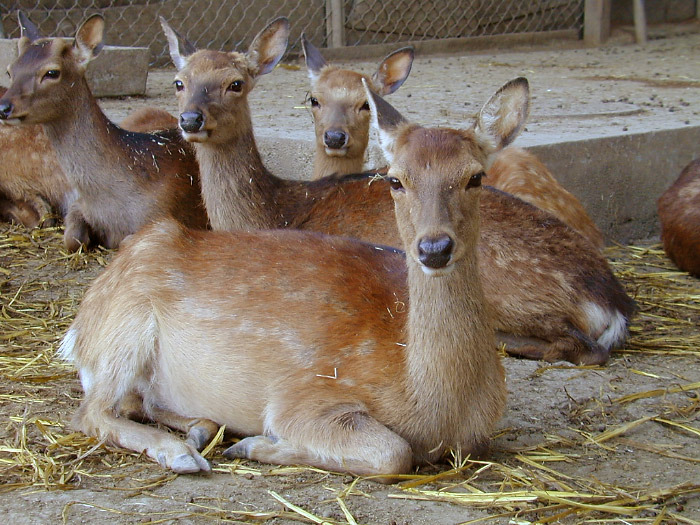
left=302, top=38, right=604, bottom=249
left=0, top=13, right=207, bottom=250
left=119, top=107, right=178, bottom=133
left=0, top=84, right=181, bottom=229
left=163, top=18, right=635, bottom=365
left=658, top=157, right=700, bottom=277
left=60, top=78, right=521, bottom=477
left=0, top=84, right=73, bottom=227
left=301, top=34, right=414, bottom=179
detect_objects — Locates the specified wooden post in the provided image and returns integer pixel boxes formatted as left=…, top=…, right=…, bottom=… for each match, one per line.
left=325, top=0, right=345, bottom=48
left=584, top=0, right=611, bottom=46
left=633, top=0, right=647, bottom=44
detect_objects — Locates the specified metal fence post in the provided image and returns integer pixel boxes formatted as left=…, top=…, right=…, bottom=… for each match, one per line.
left=325, top=0, right=345, bottom=48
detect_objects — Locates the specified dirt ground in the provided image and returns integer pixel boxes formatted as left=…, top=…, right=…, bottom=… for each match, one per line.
left=1, top=23, right=700, bottom=525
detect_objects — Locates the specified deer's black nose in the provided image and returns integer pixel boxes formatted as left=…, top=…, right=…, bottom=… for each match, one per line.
left=418, top=235, right=454, bottom=269
left=0, top=101, right=14, bottom=120
left=324, top=129, right=347, bottom=149
left=179, top=111, right=204, bottom=133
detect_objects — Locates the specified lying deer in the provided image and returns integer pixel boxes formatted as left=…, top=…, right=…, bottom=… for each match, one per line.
left=302, top=37, right=604, bottom=249
left=164, top=18, right=635, bottom=365
left=60, top=77, right=522, bottom=477
left=658, top=157, right=700, bottom=277
left=0, top=85, right=181, bottom=229
left=0, top=13, right=207, bottom=250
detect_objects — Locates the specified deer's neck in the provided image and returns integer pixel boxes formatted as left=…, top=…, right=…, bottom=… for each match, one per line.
left=401, top=240, right=504, bottom=458
left=193, top=125, right=281, bottom=232
left=43, top=79, right=141, bottom=198
left=312, top=146, right=365, bottom=179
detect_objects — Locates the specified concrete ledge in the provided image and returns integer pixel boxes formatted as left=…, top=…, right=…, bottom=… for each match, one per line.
left=255, top=124, right=700, bottom=244
left=0, top=39, right=149, bottom=97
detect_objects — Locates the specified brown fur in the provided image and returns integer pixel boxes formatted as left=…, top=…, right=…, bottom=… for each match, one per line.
left=302, top=43, right=604, bottom=249
left=658, top=157, right=700, bottom=277
left=487, top=147, right=604, bottom=248
left=0, top=14, right=207, bottom=249
left=62, top=80, right=520, bottom=477
left=164, top=21, right=636, bottom=365
left=119, top=107, right=178, bottom=133
left=0, top=83, right=186, bottom=228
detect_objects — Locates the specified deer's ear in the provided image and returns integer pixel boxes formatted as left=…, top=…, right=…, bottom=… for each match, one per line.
left=74, top=14, right=105, bottom=69
left=474, top=77, right=529, bottom=152
left=372, top=46, right=414, bottom=96
left=18, top=11, right=42, bottom=42
left=301, top=33, right=327, bottom=83
left=247, top=17, right=290, bottom=77
left=160, top=17, right=196, bottom=71
left=363, top=78, right=408, bottom=164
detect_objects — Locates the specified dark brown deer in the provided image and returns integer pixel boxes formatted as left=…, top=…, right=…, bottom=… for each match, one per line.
left=162, top=18, right=635, bottom=365
left=0, top=85, right=183, bottom=229
left=60, top=78, right=524, bottom=477
left=658, top=157, right=700, bottom=277
left=302, top=38, right=604, bottom=249
left=0, top=13, right=207, bottom=250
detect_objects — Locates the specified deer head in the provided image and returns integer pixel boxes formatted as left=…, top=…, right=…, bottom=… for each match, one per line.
left=364, top=77, right=530, bottom=276
left=161, top=17, right=290, bottom=145
left=302, top=34, right=413, bottom=159
left=0, top=12, right=105, bottom=125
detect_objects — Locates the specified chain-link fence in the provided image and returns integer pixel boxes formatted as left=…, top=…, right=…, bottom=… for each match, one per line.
left=0, top=1, right=584, bottom=66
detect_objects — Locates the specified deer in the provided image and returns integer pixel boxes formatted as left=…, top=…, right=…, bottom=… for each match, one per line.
left=0, top=86, right=183, bottom=229
left=658, top=157, right=700, bottom=277
left=0, top=13, right=208, bottom=251
left=301, top=34, right=414, bottom=180
left=163, top=17, right=636, bottom=365
left=59, top=77, right=523, bottom=477
left=301, top=37, right=604, bottom=249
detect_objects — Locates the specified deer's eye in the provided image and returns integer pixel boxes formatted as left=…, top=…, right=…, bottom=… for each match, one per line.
left=360, top=101, right=370, bottom=111
left=387, top=177, right=404, bottom=191
left=173, top=80, right=184, bottom=92
left=309, top=96, right=319, bottom=108
left=227, top=80, right=243, bottom=92
left=467, top=171, right=485, bottom=189
left=42, top=69, right=60, bottom=81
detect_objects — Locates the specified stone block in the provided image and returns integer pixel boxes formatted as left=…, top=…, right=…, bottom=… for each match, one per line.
left=0, top=38, right=149, bottom=97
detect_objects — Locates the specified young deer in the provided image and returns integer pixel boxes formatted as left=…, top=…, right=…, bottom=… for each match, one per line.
left=0, top=13, right=207, bottom=250
left=302, top=38, right=604, bottom=249
left=658, top=157, right=700, bottom=277
left=60, top=78, right=521, bottom=477
left=301, top=34, right=414, bottom=180
left=164, top=19, right=635, bottom=365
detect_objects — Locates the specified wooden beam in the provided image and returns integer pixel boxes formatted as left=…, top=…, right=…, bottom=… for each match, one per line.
left=325, top=0, right=345, bottom=48
left=584, top=0, right=611, bottom=46
left=633, top=0, right=647, bottom=44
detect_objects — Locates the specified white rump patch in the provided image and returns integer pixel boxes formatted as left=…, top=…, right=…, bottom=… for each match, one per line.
left=57, top=328, right=77, bottom=362
left=583, top=302, right=628, bottom=350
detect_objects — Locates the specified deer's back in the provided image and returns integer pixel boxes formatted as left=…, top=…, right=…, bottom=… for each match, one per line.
left=488, top=147, right=604, bottom=249
left=659, top=158, right=700, bottom=276
left=92, top=126, right=208, bottom=233
left=275, top=173, right=635, bottom=334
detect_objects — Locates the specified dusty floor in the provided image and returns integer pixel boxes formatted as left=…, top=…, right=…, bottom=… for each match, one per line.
left=1, top=23, right=700, bottom=525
